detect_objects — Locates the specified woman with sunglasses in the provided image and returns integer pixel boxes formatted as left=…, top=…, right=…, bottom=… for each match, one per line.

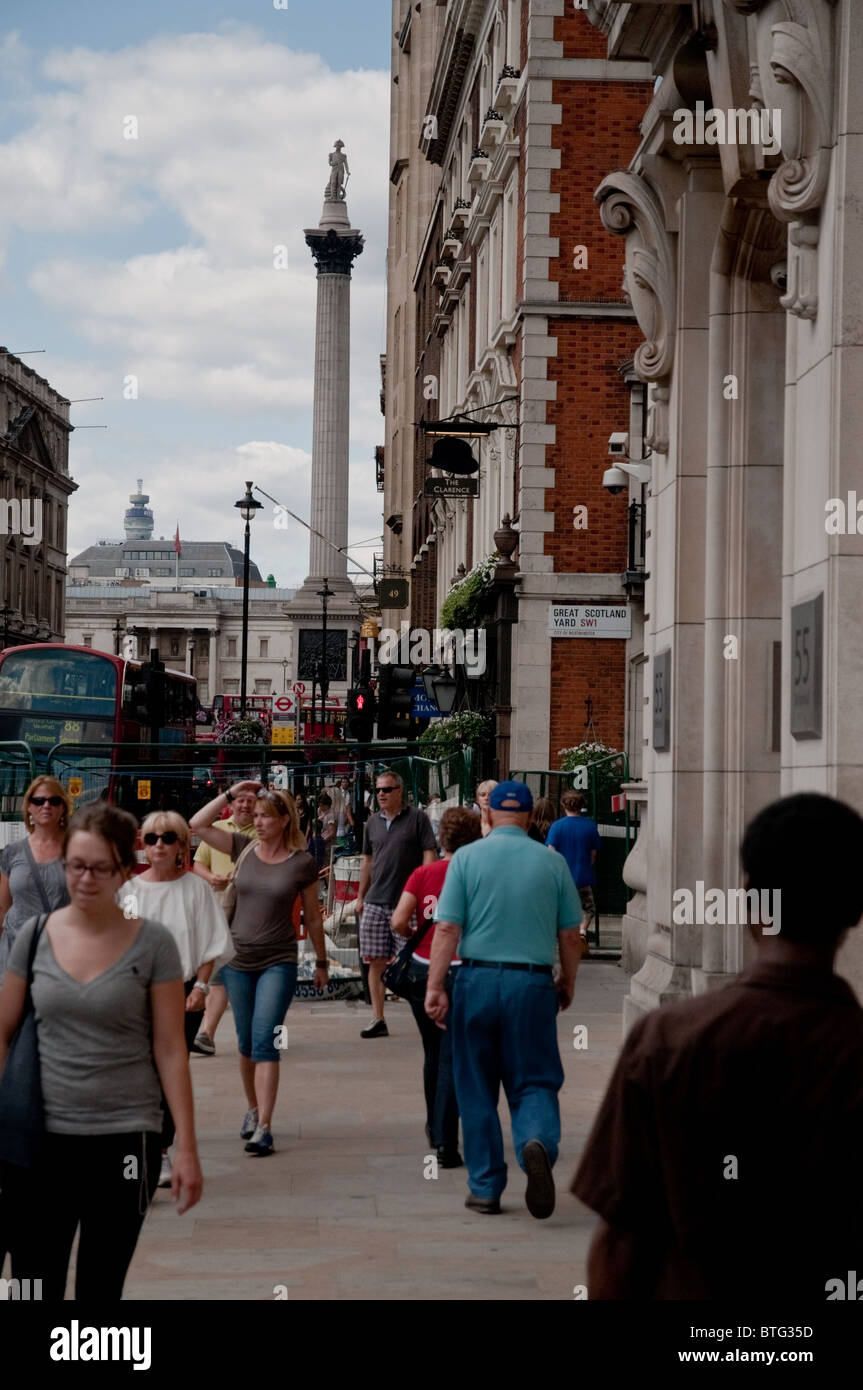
left=131, top=812, right=230, bottom=1189
left=0, top=801, right=203, bottom=1299
left=0, top=777, right=71, bottom=988
left=190, top=781, right=327, bottom=1156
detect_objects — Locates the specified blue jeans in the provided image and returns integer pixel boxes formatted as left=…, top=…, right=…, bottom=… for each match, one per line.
left=451, top=965, right=564, bottom=1200
left=221, top=962, right=298, bottom=1063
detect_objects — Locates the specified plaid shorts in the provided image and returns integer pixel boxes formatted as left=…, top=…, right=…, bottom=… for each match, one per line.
left=360, top=902, right=398, bottom=963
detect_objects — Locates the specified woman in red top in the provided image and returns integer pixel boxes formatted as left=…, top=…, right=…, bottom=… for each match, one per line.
left=391, top=807, right=481, bottom=1168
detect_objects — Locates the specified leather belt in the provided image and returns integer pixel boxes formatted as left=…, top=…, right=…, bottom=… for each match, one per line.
left=460, top=958, right=553, bottom=974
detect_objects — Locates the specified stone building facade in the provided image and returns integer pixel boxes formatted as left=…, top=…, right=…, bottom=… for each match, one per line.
left=0, top=349, right=76, bottom=647
left=382, top=0, right=653, bottom=774
left=582, top=0, right=863, bottom=1007
left=64, top=584, right=299, bottom=709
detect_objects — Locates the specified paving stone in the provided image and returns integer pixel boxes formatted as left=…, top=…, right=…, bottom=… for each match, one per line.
left=125, top=962, right=626, bottom=1300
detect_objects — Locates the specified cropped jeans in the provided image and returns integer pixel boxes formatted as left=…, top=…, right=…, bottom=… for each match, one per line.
left=221, top=961, right=298, bottom=1062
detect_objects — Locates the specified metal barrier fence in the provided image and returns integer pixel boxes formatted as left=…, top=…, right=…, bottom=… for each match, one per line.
left=0, top=742, right=36, bottom=813
left=510, top=753, right=634, bottom=956
left=0, top=741, right=473, bottom=825
left=0, top=739, right=474, bottom=999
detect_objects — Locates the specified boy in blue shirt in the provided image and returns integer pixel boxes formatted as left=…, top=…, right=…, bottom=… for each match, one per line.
left=546, top=791, right=601, bottom=947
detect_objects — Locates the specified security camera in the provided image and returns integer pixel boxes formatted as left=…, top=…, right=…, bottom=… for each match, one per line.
left=608, top=432, right=629, bottom=457
left=602, top=465, right=628, bottom=495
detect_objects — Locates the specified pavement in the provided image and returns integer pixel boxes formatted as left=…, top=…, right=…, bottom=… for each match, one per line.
left=125, top=960, right=627, bottom=1301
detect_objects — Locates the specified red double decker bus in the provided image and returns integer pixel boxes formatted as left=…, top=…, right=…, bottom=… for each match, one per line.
left=211, top=693, right=273, bottom=727
left=0, top=644, right=196, bottom=761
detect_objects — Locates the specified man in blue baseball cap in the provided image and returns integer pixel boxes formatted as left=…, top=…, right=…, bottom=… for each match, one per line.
left=425, top=780, right=586, bottom=1217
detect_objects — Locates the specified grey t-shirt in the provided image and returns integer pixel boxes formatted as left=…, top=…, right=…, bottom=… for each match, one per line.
left=228, top=833, right=319, bottom=971
left=7, top=915, right=182, bottom=1136
left=0, top=840, right=69, bottom=985
left=362, top=806, right=438, bottom=906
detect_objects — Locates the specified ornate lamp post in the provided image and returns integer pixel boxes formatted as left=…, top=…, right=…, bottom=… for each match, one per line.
left=233, top=481, right=263, bottom=718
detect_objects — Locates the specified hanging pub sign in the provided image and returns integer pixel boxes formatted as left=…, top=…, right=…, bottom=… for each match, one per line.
left=424, top=477, right=479, bottom=498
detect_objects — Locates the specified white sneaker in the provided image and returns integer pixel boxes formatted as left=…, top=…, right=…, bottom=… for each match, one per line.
left=240, top=1106, right=259, bottom=1140
left=158, top=1154, right=172, bottom=1188
left=244, top=1124, right=274, bottom=1156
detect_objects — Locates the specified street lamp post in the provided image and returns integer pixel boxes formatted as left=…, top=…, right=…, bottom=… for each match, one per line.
left=233, top=481, right=263, bottom=718
left=282, top=658, right=289, bottom=693
left=113, top=618, right=124, bottom=656
left=316, top=578, right=334, bottom=736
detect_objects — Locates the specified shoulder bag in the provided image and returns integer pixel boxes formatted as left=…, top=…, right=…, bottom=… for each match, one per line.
left=0, top=913, right=48, bottom=1168
left=382, top=910, right=436, bottom=1002
left=23, top=838, right=55, bottom=915
left=221, top=838, right=259, bottom=925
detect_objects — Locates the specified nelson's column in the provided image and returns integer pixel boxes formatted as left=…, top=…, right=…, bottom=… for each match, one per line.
left=290, top=140, right=364, bottom=707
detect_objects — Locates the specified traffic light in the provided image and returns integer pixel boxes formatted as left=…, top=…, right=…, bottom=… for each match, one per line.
left=346, top=686, right=376, bottom=741
left=139, top=651, right=166, bottom=732
left=376, top=663, right=421, bottom=740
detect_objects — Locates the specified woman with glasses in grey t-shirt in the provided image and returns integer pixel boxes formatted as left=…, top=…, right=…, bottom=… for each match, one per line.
left=0, top=801, right=203, bottom=1300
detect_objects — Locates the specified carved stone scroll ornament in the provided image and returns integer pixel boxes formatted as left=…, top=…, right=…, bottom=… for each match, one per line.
left=595, top=171, right=677, bottom=453
left=725, top=0, right=836, bottom=319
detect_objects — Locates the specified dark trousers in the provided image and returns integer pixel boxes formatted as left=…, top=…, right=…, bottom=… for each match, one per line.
left=406, top=966, right=459, bottom=1152
left=2, top=1130, right=162, bottom=1299
left=161, top=978, right=202, bottom=1148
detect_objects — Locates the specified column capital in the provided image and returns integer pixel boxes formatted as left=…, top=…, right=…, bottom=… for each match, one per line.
left=304, top=227, right=365, bottom=276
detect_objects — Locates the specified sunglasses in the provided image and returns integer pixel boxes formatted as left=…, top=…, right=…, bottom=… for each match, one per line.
left=257, top=791, right=289, bottom=811
left=143, top=831, right=179, bottom=846
left=30, top=795, right=64, bottom=807
left=376, top=787, right=397, bottom=795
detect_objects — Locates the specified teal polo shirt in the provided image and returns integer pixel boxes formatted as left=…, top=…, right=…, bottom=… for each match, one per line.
left=435, top=825, right=582, bottom=966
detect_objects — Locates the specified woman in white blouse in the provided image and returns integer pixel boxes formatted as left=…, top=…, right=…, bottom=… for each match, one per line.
left=129, top=810, right=230, bottom=1188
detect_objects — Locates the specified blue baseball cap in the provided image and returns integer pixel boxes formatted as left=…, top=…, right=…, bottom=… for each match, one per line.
left=489, top=781, right=534, bottom=812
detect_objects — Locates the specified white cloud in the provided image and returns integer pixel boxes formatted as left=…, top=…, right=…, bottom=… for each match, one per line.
left=3, top=24, right=389, bottom=529
left=67, top=438, right=382, bottom=590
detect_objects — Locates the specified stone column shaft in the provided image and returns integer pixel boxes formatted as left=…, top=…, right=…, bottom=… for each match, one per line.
left=309, top=273, right=351, bottom=579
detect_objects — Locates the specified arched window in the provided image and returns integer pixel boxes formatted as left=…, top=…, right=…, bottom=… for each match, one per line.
left=493, top=8, right=506, bottom=86
left=479, top=54, right=490, bottom=122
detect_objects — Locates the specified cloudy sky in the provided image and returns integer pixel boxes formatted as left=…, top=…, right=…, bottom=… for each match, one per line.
left=0, top=0, right=390, bottom=588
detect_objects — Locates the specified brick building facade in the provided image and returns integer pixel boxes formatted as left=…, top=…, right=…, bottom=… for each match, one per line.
left=382, top=0, right=653, bottom=773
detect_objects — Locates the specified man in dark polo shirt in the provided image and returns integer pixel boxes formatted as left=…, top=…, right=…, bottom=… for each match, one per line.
left=572, top=792, right=863, bottom=1301
left=356, top=768, right=437, bottom=1039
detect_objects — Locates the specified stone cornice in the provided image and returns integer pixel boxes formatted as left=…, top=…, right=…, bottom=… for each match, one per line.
left=519, top=300, right=637, bottom=319
left=423, top=0, right=489, bottom=167
left=523, top=56, right=655, bottom=82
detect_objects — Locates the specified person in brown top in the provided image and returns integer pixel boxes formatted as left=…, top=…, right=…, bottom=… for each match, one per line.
left=190, top=781, right=327, bottom=1156
left=572, top=792, right=863, bottom=1301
